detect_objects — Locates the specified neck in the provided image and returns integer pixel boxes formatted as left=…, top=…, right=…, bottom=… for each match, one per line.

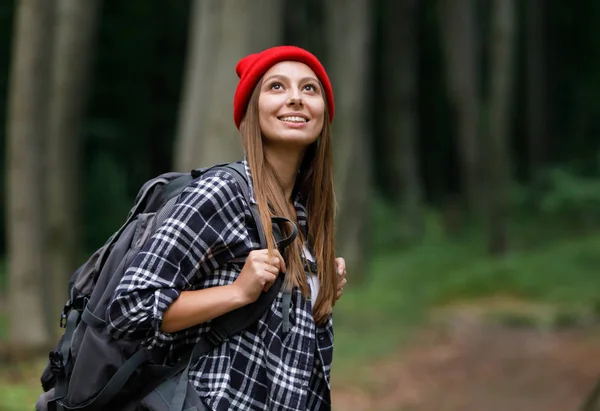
left=264, top=145, right=304, bottom=201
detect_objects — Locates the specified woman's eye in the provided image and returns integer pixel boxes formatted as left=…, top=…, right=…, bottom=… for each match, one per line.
left=270, top=82, right=283, bottom=90
left=304, top=84, right=317, bottom=92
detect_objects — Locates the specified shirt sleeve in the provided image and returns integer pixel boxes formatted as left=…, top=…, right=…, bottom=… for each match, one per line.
left=106, top=169, right=252, bottom=348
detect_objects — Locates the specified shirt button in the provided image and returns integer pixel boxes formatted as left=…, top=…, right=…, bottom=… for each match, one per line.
left=315, top=358, right=321, bottom=365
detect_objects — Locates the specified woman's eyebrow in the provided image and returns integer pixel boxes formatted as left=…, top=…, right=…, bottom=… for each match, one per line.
left=263, top=74, right=287, bottom=83
left=300, top=76, right=319, bottom=84
left=263, top=75, right=319, bottom=84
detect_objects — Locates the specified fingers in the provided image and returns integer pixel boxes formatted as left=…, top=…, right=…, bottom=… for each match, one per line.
left=262, top=272, right=277, bottom=292
left=337, top=276, right=347, bottom=290
left=262, top=250, right=285, bottom=292
left=336, top=257, right=347, bottom=290
left=335, top=257, right=346, bottom=275
left=272, top=249, right=286, bottom=273
left=262, top=263, right=279, bottom=275
left=335, top=257, right=347, bottom=302
left=250, top=249, right=286, bottom=273
left=335, top=280, right=345, bottom=301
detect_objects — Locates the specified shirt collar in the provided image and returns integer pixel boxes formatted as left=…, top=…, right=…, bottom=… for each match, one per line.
left=241, top=158, right=257, bottom=205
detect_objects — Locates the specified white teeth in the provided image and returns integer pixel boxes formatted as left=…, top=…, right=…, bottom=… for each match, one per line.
left=279, top=116, right=307, bottom=123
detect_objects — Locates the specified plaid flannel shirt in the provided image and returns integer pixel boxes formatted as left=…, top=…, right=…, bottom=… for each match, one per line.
left=107, top=160, right=334, bottom=411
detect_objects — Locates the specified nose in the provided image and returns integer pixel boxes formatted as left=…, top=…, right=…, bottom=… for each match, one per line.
left=287, top=97, right=303, bottom=107
left=287, top=89, right=303, bottom=107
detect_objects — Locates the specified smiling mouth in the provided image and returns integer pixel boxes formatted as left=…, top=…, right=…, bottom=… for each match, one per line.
left=278, top=116, right=309, bottom=123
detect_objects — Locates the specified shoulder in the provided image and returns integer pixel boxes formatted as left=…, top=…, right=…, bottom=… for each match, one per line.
left=179, top=166, right=249, bottom=211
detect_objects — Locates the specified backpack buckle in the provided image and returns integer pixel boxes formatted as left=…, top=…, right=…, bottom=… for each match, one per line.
left=60, top=300, right=73, bottom=328
left=49, top=351, right=65, bottom=376
left=205, top=326, right=227, bottom=346
left=72, top=296, right=88, bottom=311
left=60, top=297, right=88, bottom=328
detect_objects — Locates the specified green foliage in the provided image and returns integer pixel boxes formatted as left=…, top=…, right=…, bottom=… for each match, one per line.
left=332, top=216, right=600, bottom=374
left=0, top=259, right=5, bottom=339
left=0, top=259, right=5, bottom=293
left=0, top=359, right=46, bottom=411
left=0, top=386, right=41, bottom=411
left=538, top=167, right=600, bottom=226
left=511, top=161, right=600, bottom=231
left=0, top=316, right=5, bottom=340
left=371, top=195, right=445, bottom=252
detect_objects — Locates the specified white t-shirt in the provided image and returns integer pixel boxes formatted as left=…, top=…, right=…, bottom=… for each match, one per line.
left=303, top=244, right=320, bottom=300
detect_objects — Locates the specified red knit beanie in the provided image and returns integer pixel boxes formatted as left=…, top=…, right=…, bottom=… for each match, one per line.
left=233, top=45, right=335, bottom=129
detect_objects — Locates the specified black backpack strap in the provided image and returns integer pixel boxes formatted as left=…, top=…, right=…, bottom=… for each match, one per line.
left=189, top=162, right=267, bottom=249
left=206, top=162, right=297, bottom=343
left=219, top=162, right=267, bottom=249
left=166, top=217, right=297, bottom=411
left=72, top=349, right=150, bottom=411
left=167, top=163, right=298, bottom=411
left=50, top=308, right=81, bottom=411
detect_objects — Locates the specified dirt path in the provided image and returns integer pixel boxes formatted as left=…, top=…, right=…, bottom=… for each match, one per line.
left=332, top=307, right=600, bottom=411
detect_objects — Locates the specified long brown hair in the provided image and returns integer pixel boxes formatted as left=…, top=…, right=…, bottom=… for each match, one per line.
left=239, top=80, right=337, bottom=325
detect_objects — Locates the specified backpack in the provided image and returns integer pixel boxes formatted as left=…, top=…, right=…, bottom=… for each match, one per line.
left=36, top=162, right=297, bottom=411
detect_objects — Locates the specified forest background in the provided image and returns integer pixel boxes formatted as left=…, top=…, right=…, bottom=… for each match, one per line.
left=2, top=1, right=600, bottom=410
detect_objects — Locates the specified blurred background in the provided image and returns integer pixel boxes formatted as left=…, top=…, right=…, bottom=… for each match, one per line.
left=2, top=0, right=600, bottom=410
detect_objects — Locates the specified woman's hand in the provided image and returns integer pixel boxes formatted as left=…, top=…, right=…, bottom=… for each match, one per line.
left=232, top=249, right=286, bottom=305
left=335, top=257, right=347, bottom=301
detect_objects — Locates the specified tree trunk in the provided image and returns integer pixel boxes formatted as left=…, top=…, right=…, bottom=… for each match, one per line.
left=5, top=0, right=55, bottom=356
left=325, top=0, right=373, bottom=283
left=283, top=0, right=325, bottom=59
left=174, top=0, right=283, bottom=171
left=381, top=0, right=424, bottom=242
left=485, top=0, right=516, bottom=256
left=174, top=0, right=220, bottom=171
left=439, top=0, right=483, bottom=217
left=47, top=0, right=101, bottom=336
left=526, top=0, right=547, bottom=181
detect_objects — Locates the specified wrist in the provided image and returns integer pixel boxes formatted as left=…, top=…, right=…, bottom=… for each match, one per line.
left=227, top=283, right=250, bottom=307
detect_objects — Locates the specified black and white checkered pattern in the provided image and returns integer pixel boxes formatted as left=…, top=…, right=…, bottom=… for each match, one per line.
left=107, top=161, right=334, bottom=411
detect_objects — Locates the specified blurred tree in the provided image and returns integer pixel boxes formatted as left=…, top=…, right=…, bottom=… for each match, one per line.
left=0, top=1, right=15, bottom=256
left=526, top=0, right=547, bottom=181
left=325, top=0, right=373, bottom=282
left=3, top=0, right=600, bottom=290
left=283, top=0, right=325, bottom=59
left=174, top=0, right=282, bottom=171
left=81, top=1, right=189, bottom=249
left=484, top=0, right=516, bottom=255
left=439, top=0, right=484, bottom=217
left=5, top=0, right=55, bottom=355
left=47, top=0, right=101, bottom=331
left=173, top=0, right=220, bottom=171
left=380, top=0, right=424, bottom=242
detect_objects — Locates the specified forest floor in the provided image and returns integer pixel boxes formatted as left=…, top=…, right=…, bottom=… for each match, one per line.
left=2, top=298, right=600, bottom=411
left=331, top=299, right=600, bottom=411
left=4, top=229, right=600, bottom=410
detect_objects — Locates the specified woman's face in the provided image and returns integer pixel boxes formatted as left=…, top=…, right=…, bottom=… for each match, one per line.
left=258, top=61, right=325, bottom=149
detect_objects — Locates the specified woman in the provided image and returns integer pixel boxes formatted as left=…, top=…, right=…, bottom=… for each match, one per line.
left=107, top=45, right=347, bottom=411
